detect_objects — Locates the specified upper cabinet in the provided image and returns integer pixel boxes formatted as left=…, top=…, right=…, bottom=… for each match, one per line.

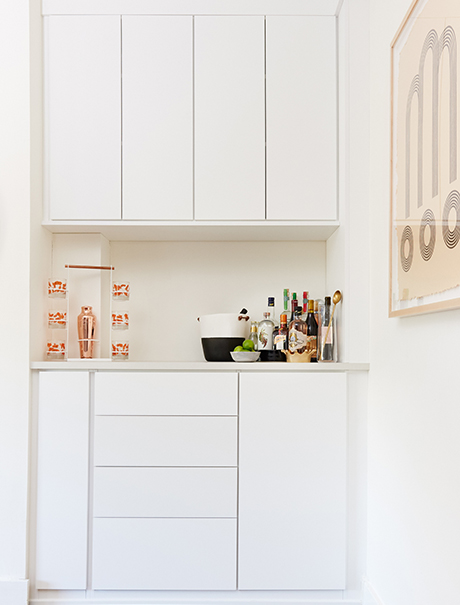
left=266, top=17, right=337, bottom=220
left=122, top=17, right=193, bottom=220
left=45, top=16, right=121, bottom=220
left=194, top=17, right=265, bottom=220
left=43, top=9, right=337, bottom=228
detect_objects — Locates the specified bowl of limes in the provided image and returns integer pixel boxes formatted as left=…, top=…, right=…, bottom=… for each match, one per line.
left=230, top=340, right=260, bottom=362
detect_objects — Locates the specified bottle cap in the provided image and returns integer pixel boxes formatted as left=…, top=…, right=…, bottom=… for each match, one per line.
left=303, top=291, right=308, bottom=300
left=280, top=314, right=287, bottom=323
left=308, top=299, right=314, bottom=312
left=295, top=305, right=302, bottom=315
left=325, top=296, right=331, bottom=305
left=293, top=292, right=297, bottom=300
left=268, top=297, right=275, bottom=306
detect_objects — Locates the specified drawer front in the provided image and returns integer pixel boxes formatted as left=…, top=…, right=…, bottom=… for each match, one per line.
left=94, top=416, right=237, bottom=467
left=94, top=467, right=237, bottom=518
left=92, top=518, right=237, bottom=590
left=94, top=372, right=237, bottom=415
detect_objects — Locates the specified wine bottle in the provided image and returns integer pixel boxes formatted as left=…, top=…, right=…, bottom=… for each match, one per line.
left=306, top=299, right=318, bottom=362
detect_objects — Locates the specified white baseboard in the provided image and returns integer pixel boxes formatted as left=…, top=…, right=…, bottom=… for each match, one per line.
left=30, top=595, right=361, bottom=605
left=363, top=578, right=385, bottom=605
left=0, top=580, right=29, bottom=605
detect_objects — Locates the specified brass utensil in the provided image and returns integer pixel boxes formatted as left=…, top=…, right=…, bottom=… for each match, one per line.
left=320, top=290, right=342, bottom=361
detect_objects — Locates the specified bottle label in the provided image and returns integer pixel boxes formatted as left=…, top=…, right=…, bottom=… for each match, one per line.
left=274, top=334, right=286, bottom=350
left=258, top=325, right=274, bottom=350
left=289, top=328, right=307, bottom=352
left=321, top=325, right=333, bottom=345
left=307, top=335, right=317, bottom=352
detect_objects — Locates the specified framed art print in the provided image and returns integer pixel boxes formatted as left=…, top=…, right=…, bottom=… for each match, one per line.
left=390, top=0, right=460, bottom=316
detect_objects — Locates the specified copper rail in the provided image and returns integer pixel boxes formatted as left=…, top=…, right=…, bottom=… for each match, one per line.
left=65, top=264, right=115, bottom=270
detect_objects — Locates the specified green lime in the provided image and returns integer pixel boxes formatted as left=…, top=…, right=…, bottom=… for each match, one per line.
left=234, top=345, right=244, bottom=352
left=242, top=339, right=255, bottom=351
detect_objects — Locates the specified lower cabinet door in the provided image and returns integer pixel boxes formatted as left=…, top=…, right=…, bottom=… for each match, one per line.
left=238, top=372, right=347, bottom=590
left=92, top=518, right=237, bottom=590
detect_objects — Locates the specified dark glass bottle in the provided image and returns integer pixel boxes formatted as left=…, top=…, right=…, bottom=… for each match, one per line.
left=320, top=296, right=334, bottom=362
left=289, top=298, right=297, bottom=324
left=306, top=299, right=318, bottom=362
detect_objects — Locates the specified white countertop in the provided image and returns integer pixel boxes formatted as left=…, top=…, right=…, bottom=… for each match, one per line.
left=31, top=360, right=369, bottom=371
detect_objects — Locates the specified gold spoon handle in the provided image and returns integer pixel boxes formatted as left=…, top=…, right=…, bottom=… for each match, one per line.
left=320, top=303, right=337, bottom=361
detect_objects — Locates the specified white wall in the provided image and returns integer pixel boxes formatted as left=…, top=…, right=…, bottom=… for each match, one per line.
left=0, top=0, right=31, bottom=601
left=111, top=240, right=326, bottom=361
left=367, top=1, right=460, bottom=604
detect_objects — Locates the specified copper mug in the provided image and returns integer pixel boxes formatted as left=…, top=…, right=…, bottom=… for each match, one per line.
left=77, top=305, right=96, bottom=358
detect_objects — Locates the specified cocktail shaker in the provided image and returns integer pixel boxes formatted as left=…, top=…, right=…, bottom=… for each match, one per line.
left=77, top=305, right=96, bottom=358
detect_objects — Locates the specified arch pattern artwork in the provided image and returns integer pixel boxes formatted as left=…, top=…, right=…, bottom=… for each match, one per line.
left=419, top=209, right=436, bottom=261
left=400, top=225, right=414, bottom=272
left=405, top=26, right=457, bottom=219
left=442, top=189, right=460, bottom=249
left=391, top=0, right=460, bottom=316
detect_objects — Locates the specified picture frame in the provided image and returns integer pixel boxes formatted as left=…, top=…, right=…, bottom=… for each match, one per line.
left=390, top=0, right=460, bottom=316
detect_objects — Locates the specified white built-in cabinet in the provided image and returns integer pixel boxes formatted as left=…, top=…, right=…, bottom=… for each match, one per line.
left=34, top=370, right=348, bottom=593
left=35, top=372, right=89, bottom=589
left=92, top=372, right=238, bottom=591
left=194, top=16, right=265, bottom=220
left=45, top=16, right=121, bottom=220
left=44, top=12, right=337, bottom=224
left=122, top=16, right=193, bottom=220
left=239, top=372, right=347, bottom=589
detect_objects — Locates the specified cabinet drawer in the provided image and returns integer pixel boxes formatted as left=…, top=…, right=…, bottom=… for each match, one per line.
left=94, top=467, right=237, bottom=518
left=92, top=518, right=237, bottom=590
left=94, top=372, right=237, bottom=415
left=94, top=416, right=237, bottom=467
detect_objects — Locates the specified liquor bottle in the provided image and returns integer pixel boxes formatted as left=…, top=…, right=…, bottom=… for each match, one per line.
left=306, top=299, right=318, bottom=362
left=302, top=291, right=309, bottom=319
left=268, top=297, right=277, bottom=328
left=283, top=289, right=290, bottom=317
left=288, top=305, right=307, bottom=354
left=273, top=314, right=288, bottom=350
left=319, top=296, right=334, bottom=362
left=314, top=299, right=322, bottom=327
left=289, top=297, right=297, bottom=324
left=249, top=321, right=258, bottom=351
left=258, top=300, right=275, bottom=350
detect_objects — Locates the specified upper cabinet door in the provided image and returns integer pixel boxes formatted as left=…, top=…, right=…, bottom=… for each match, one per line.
left=46, top=16, right=121, bottom=220
left=122, top=17, right=193, bottom=220
left=195, top=17, right=265, bottom=220
left=266, top=17, right=337, bottom=220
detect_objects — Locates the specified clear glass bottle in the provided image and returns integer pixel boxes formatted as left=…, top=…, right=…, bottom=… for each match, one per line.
left=306, top=299, right=318, bottom=362
left=249, top=321, right=259, bottom=351
left=288, top=305, right=307, bottom=354
left=258, top=312, right=274, bottom=350
left=273, top=313, right=288, bottom=350
left=267, top=297, right=277, bottom=328
left=319, top=296, right=334, bottom=362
